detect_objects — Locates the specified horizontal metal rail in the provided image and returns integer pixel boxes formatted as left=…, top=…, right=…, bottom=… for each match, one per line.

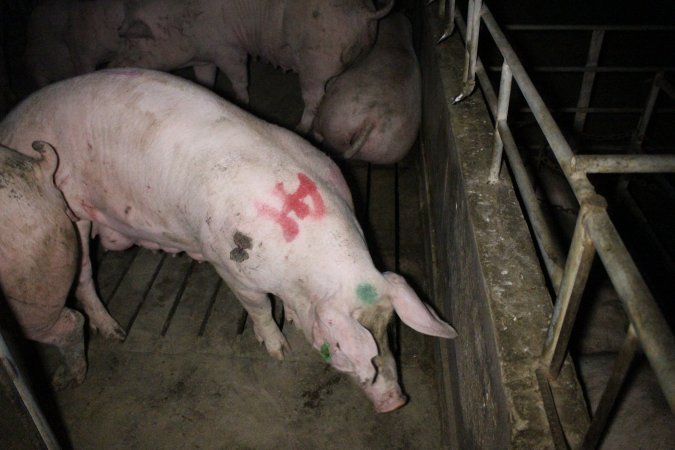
left=489, top=66, right=675, bottom=73
left=505, top=24, right=675, bottom=31
left=571, top=154, right=675, bottom=173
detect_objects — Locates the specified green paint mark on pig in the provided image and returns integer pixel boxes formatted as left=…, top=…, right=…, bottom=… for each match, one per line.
left=320, top=342, right=331, bottom=363
left=356, top=283, right=378, bottom=305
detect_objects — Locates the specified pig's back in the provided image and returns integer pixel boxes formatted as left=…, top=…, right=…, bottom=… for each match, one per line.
left=0, top=69, right=350, bottom=222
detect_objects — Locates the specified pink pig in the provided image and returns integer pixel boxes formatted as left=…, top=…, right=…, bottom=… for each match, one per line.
left=0, top=69, right=456, bottom=412
left=110, top=0, right=393, bottom=132
left=0, top=141, right=122, bottom=388
left=24, top=0, right=125, bottom=87
left=312, top=12, right=421, bottom=164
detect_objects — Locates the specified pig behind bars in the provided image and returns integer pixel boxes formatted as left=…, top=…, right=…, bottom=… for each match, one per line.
left=0, top=69, right=456, bottom=412
left=24, top=0, right=125, bottom=87
left=0, top=141, right=83, bottom=388
left=312, top=12, right=421, bottom=164
left=111, top=0, right=394, bottom=132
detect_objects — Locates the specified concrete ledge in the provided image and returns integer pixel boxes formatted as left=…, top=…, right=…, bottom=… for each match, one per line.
left=418, top=7, right=588, bottom=449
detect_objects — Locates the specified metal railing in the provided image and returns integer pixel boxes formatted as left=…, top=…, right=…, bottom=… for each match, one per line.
left=429, top=1, right=675, bottom=448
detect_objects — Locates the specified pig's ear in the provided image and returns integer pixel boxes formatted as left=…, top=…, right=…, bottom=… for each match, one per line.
left=120, top=19, right=154, bottom=39
left=368, top=0, right=394, bottom=19
left=312, top=305, right=378, bottom=374
left=384, top=272, right=457, bottom=339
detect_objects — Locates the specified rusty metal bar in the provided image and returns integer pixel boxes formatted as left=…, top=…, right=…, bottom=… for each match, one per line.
left=0, top=333, right=61, bottom=449
left=574, top=30, right=605, bottom=133
left=543, top=206, right=597, bottom=377
left=584, top=210, right=675, bottom=412
left=489, top=61, right=513, bottom=183
left=579, top=326, right=640, bottom=450
left=454, top=0, right=482, bottom=102
left=497, top=120, right=566, bottom=288
left=571, top=154, right=675, bottom=174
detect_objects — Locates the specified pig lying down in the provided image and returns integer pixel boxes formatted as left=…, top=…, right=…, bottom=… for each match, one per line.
left=312, top=12, right=421, bottom=164
left=1, top=141, right=84, bottom=388
left=111, top=0, right=393, bottom=132
left=0, top=69, right=456, bottom=412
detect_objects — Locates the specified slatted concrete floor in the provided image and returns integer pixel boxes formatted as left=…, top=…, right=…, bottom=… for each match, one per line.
left=51, top=155, right=449, bottom=449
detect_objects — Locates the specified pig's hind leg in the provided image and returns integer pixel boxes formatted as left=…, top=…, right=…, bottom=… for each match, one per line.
left=233, top=289, right=289, bottom=361
left=74, top=221, right=126, bottom=340
left=27, top=307, right=87, bottom=389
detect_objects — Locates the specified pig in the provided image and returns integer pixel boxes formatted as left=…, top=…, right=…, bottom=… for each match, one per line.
left=24, top=0, right=125, bottom=87
left=1, top=141, right=85, bottom=388
left=110, top=0, right=394, bottom=132
left=0, top=69, right=456, bottom=412
left=312, top=12, right=421, bottom=164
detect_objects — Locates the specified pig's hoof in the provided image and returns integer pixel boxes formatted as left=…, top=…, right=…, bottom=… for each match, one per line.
left=265, top=335, right=291, bottom=361
left=91, top=320, right=127, bottom=341
left=51, top=364, right=86, bottom=391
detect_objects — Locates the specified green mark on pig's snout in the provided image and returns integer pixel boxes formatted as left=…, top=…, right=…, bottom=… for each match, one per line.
left=320, top=342, right=331, bottom=363
left=356, top=283, right=378, bottom=305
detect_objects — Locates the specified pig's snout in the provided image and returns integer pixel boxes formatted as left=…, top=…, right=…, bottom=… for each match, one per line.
left=372, top=388, right=408, bottom=413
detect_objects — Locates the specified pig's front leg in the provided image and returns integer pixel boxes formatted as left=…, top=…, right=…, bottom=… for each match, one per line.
left=215, top=50, right=250, bottom=104
left=193, top=64, right=217, bottom=87
left=234, top=288, right=289, bottom=360
left=74, top=221, right=126, bottom=340
left=297, top=75, right=323, bottom=134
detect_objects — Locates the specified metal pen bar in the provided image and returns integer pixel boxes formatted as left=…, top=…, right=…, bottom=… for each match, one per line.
left=438, top=0, right=456, bottom=42
left=488, top=66, right=675, bottom=73
left=574, top=30, right=605, bottom=133
left=489, top=61, right=513, bottom=182
left=0, top=333, right=61, bottom=449
left=584, top=210, right=675, bottom=412
left=633, top=72, right=664, bottom=148
left=457, top=10, right=565, bottom=290
left=579, top=326, right=640, bottom=450
left=518, top=106, right=675, bottom=114
left=454, top=9, right=499, bottom=114
left=497, top=120, right=566, bottom=289
left=505, top=24, right=675, bottom=31
left=481, top=7, right=599, bottom=203
left=656, top=74, right=675, bottom=100
left=571, top=154, right=675, bottom=173
left=543, top=207, right=596, bottom=378
left=455, top=0, right=483, bottom=102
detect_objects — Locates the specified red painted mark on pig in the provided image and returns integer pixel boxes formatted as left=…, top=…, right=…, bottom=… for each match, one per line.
left=257, top=173, right=325, bottom=242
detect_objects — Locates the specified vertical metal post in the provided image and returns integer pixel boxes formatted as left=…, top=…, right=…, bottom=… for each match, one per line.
left=454, top=0, right=482, bottom=102
left=632, top=72, right=663, bottom=149
left=438, top=0, right=456, bottom=43
left=438, top=0, right=446, bottom=17
left=542, top=204, right=597, bottom=377
left=489, top=60, right=513, bottom=183
left=573, top=30, right=605, bottom=133
left=580, top=326, right=640, bottom=450
left=0, top=333, right=61, bottom=449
